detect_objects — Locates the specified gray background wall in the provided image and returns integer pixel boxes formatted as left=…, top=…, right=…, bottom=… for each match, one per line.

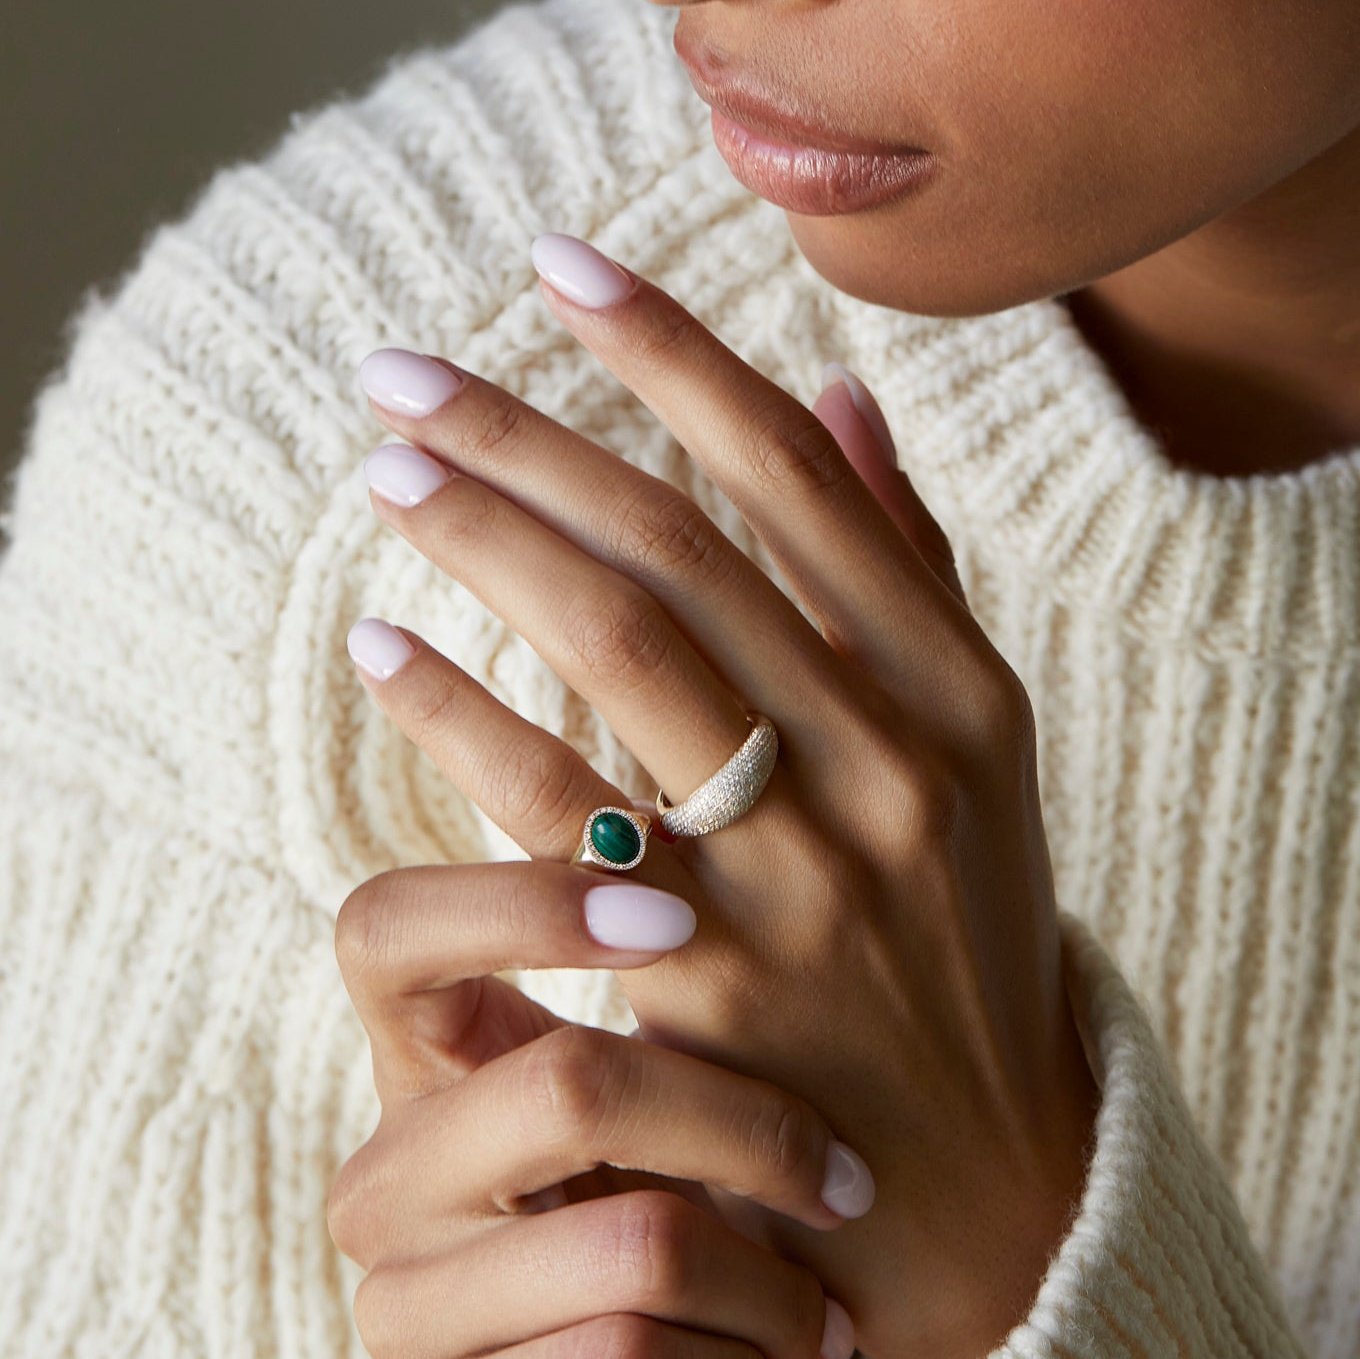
left=1, top=0, right=512, bottom=507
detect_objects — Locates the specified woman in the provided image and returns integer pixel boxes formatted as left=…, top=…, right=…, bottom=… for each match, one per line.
left=0, top=0, right=1355, bottom=1355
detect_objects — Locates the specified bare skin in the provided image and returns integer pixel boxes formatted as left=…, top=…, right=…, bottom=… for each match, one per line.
left=1063, top=128, right=1360, bottom=474
left=665, top=0, right=1360, bottom=476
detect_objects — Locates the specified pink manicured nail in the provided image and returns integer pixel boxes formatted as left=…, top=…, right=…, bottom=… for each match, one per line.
left=583, top=884, right=697, bottom=951
left=359, top=348, right=467, bottom=416
left=347, top=617, right=415, bottom=681
left=821, top=361, right=897, bottom=466
left=821, top=1297, right=855, bottom=1359
left=530, top=233, right=637, bottom=309
left=821, top=1140, right=875, bottom=1218
left=363, top=443, right=452, bottom=507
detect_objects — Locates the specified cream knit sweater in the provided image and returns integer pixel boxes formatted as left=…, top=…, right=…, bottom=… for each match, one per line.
left=1, top=0, right=1356, bottom=1355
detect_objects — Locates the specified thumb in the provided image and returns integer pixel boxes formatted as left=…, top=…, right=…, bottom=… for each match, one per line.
left=812, top=361, right=967, bottom=606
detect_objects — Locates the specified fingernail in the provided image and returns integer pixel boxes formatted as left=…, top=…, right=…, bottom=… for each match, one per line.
left=347, top=617, right=416, bottom=681
left=530, top=233, right=637, bottom=310
left=821, top=1296, right=855, bottom=1359
left=364, top=443, right=452, bottom=507
left=821, top=1140, right=875, bottom=1219
left=359, top=348, right=467, bottom=417
left=583, top=884, right=697, bottom=951
left=820, top=361, right=897, bottom=466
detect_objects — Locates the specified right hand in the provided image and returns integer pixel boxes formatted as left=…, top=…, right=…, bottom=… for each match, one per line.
left=327, top=857, right=865, bottom=1359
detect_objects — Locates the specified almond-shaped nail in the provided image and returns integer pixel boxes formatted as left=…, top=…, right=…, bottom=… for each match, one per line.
left=820, top=361, right=897, bottom=467
left=363, top=443, right=452, bottom=507
left=347, top=617, right=415, bottom=681
left=583, top=884, right=696, bottom=951
left=821, top=1297, right=855, bottom=1359
left=530, top=233, right=637, bottom=310
left=359, top=348, right=467, bottom=417
left=821, top=1139, right=875, bottom=1219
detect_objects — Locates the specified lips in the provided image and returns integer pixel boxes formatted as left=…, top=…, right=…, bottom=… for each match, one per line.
left=673, top=27, right=925, bottom=157
left=706, top=109, right=935, bottom=217
left=674, top=29, right=935, bottom=216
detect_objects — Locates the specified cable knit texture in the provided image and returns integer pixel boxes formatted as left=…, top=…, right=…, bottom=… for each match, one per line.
left=0, top=0, right=1355, bottom=1354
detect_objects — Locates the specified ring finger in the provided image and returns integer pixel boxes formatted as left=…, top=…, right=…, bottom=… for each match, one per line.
left=346, top=617, right=682, bottom=867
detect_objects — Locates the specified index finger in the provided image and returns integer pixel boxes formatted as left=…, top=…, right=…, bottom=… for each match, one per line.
left=529, top=231, right=976, bottom=682
left=335, top=859, right=698, bottom=1094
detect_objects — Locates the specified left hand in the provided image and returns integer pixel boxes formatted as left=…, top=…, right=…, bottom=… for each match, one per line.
left=327, top=1006, right=860, bottom=1359
left=348, top=232, right=1098, bottom=1359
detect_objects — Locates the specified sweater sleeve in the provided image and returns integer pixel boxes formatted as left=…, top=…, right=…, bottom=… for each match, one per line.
left=986, top=912, right=1308, bottom=1359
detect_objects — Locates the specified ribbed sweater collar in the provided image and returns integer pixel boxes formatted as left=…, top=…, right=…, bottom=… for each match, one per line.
left=840, top=283, right=1360, bottom=663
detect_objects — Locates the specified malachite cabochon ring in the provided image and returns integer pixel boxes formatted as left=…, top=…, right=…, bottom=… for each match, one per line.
left=569, top=806, right=653, bottom=872
left=655, top=712, right=778, bottom=838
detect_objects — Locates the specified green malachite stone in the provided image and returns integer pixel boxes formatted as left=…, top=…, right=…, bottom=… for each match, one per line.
left=590, top=812, right=641, bottom=865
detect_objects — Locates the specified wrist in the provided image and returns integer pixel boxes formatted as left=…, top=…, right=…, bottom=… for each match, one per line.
left=952, top=1016, right=1101, bottom=1356
left=835, top=1021, right=1100, bottom=1358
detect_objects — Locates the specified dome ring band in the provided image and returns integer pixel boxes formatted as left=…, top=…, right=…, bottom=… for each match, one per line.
left=655, top=712, right=778, bottom=838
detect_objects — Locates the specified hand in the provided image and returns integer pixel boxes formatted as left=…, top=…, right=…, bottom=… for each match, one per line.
left=347, top=232, right=1099, bottom=1357
left=327, top=885, right=861, bottom=1359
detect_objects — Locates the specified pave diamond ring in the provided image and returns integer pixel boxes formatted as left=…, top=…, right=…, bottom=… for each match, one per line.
left=655, top=712, right=779, bottom=837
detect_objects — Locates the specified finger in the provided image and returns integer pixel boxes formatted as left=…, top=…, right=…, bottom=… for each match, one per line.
left=351, top=1190, right=846, bottom=1359
left=353, top=448, right=756, bottom=810
left=812, top=362, right=967, bottom=606
left=527, top=231, right=980, bottom=691
left=487, top=1313, right=763, bottom=1359
left=337, top=1024, right=870, bottom=1246
left=335, top=859, right=699, bottom=1095
left=346, top=616, right=685, bottom=863
left=356, top=346, right=846, bottom=743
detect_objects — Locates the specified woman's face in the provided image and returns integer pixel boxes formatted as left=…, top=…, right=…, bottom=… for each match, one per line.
left=667, top=0, right=1360, bottom=316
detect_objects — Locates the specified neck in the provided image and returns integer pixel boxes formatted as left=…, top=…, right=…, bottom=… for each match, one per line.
left=1064, top=124, right=1360, bottom=477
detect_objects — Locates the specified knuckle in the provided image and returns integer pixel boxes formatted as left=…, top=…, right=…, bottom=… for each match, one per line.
left=334, top=872, right=398, bottom=989
left=519, top=1025, right=617, bottom=1142
left=745, top=1092, right=822, bottom=1188
left=613, top=486, right=736, bottom=590
left=404, top=673, right=463, bottom=747
left=566, top=1314, right=671, bottom=1359
left=325, top=1156, right=367, bottom=1261
left=559, top=587, right=676, bottom=694
left=351, top=1264, right=402, bottom=1359
left=462, top=395, right=532, bottom=466
left=601, top=1190, right=697, bottom=1309
left=963, top=655, right=1037, bottom=753
left=477, top=729, right=584, bottom=846
left=627, top=304, right=704, bottom=370
left=428, top=470, right=501, bottom=542
left=739, top=397, right=850, bottom=499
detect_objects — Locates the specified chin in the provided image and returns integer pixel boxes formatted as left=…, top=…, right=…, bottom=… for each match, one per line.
left=783, top=211, right=1077, bottom=319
